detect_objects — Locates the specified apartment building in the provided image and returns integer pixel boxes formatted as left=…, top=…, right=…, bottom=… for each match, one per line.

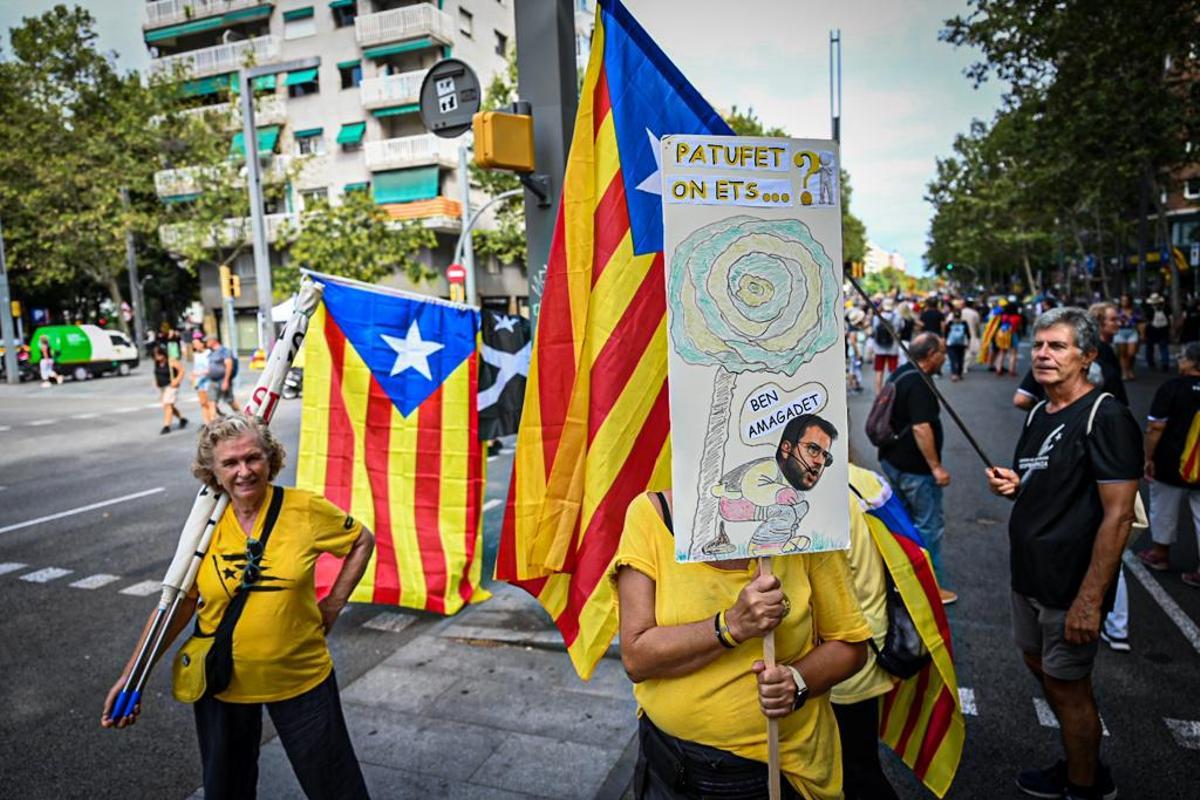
left=143, top=0, right=525, bottom=348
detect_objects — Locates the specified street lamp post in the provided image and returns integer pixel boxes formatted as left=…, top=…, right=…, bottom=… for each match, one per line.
left=0, top=217, right=18, bottom=384
left=238, top=57, right=319, bottom=355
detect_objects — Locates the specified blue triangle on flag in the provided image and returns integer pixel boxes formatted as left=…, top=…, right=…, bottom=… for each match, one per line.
left=321, top=279, right=479, bottom=417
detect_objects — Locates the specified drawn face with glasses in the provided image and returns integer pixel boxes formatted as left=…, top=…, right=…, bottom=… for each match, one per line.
left=778, top=423, right=835, bottom=491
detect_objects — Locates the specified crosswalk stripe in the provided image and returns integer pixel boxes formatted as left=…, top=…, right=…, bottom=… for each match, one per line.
left=0, top=562, right=28, bottom=576
left=70, top=574, right=121, bottom=590
left=1123, top=551, right=1200, bottom=656
left=1164, top=719, right=1200, bottom=750
left=20, top=567, right=72, bottom=583
left=119, top=580, right=162, bottom=597
left=362, top=611, right=417, bottom=633
left=27, top=419, right=54, bottom=427
left=958, top=687, right=977, bottom=716
left=71, top=413, right=99, bottom=420
left=114, top=407, right=141, bottom=414
left=482, top=498, right=502, bottom=512
left=0, top=425, right=10, bottom=432
left=1033, top=698, right=1108, bottom=736
left=143, top=402, right=161, bottom=409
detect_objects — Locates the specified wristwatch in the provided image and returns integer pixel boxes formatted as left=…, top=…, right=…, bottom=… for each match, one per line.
left=785, top=665, right=809, bottom=711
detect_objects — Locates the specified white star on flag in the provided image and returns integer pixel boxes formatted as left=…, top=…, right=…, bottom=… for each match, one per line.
left=492, top=314, right=519, bottom=334
left=381, top=321, right=444, bottom=380
left=635, top=128, right=662, bottom=196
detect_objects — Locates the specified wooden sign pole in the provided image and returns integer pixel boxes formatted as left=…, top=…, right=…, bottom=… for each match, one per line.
left=760, top=555, right=781, bottom=800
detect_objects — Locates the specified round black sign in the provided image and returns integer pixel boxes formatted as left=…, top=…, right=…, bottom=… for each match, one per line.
left=419, top=58, right=482, bottom=139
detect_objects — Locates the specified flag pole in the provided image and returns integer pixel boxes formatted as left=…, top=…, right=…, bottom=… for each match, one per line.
left=760, top=555, right=782, bottom=800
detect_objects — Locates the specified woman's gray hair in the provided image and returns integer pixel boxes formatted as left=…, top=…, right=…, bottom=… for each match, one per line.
left=1034, top=307, right=1100, bottom=355
left=191, top=415, right=285, bottom=491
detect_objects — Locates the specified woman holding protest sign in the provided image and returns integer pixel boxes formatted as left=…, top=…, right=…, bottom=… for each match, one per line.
left=612, top=424, right=871, bottom=799
left=101, top=415, right=374, bottom=799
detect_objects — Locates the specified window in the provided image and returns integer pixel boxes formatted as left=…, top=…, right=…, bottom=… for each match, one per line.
left=283, top=12, right=316, bottom=40
left=337, top=121, right=366, bottom=152
left=301, top=188, right=328, bottom=207
left=494, top=30, right=508, bottom=57
left=331, top=0, right=357, bottom=27
left=459, top=7, right=473, bottom=37
left=295, top=129, right=326, bottom=156
left=339, top=63, right=363, bottom=90
left=286, top=68, right=320, bottom=98
left=1185, top=179, right=1200, bottom=200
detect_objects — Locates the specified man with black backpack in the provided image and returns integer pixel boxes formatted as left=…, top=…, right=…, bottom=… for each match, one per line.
left=872, top=332, right=956, bottom=605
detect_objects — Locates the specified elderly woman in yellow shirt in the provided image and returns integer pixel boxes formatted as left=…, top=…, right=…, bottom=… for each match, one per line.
left=614, top=489, right=871, bottom=799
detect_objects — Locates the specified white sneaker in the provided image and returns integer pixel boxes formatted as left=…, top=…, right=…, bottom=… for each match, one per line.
left=1100, top=630, right=1131, bottom=652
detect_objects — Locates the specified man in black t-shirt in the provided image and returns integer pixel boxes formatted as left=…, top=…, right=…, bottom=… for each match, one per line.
left=1137, top=342, right=1200, bottom=587
left=988, top=308, right=1140, bottom=800
left=878, top=332, right=956, bottom=604
left=918, top=297, right=945, bottom=338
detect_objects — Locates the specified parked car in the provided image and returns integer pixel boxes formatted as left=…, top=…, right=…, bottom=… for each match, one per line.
left=28, top=325, right=140, bottom=381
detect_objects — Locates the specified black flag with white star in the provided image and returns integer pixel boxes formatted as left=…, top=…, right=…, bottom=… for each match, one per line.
left=478, top=310, right=531, bottom=440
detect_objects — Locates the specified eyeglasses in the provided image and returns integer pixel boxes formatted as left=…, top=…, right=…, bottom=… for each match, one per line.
left=793, top=441, right=834, bottom=468
left=241, top=537, right=263, bottom=587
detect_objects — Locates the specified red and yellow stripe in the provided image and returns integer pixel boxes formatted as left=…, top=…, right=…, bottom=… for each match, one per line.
left=496, top=10, right=673, bottom=678
left=297, top=303, right=487, bottom=615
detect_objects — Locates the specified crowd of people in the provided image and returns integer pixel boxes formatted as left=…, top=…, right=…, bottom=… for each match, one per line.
left=146, top=327, right=241, bottom=433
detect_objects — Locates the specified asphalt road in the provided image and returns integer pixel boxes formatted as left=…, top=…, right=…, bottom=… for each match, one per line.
left=1, top=356, right=1198, bottom=799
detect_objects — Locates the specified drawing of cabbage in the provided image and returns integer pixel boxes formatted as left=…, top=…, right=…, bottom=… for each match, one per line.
left=669, top=215, right=839, bottom=376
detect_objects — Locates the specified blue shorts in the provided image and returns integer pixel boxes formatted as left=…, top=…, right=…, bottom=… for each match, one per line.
left=195, top=377, right=210, bottom=392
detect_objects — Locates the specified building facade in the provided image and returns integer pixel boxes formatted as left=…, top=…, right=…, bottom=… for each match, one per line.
left=863, top=240, right=907, bottom=275
left=143, top=0, right=528, bottom=349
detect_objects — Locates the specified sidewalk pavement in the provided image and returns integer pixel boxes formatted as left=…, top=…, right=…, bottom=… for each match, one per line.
left=195, top=584, right=638, bottom=799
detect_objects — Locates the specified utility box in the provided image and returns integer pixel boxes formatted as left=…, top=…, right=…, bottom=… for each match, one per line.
left=473, top=111, right=535, bottom=173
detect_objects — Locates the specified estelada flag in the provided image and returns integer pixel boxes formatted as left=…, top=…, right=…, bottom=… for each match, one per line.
left=495, top=0, right=733, bottom=678
left=296, top=275, right=487, bottom=614
left=850, top=465, right=963, bottom=798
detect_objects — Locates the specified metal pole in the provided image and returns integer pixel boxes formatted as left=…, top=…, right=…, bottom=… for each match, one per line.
left=120, top=188, right=147, bottom=353
left=458, top=141, right=477, bottom=306
left=456, top=189, right=523, bottom=265
left=238, top=73, right=272, bottom=354
left=0, top=217, right=18, bottom=384
left=829, top=30, right=841, bottom=144
left=514, top=0, right=578, bottom=328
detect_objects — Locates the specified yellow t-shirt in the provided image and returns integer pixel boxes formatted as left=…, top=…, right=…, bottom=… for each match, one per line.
left=612, top=493, right=872, bottom=799
left=191, top=486, right=362, bottom=703
left=829, top=484, right=895, bottom=704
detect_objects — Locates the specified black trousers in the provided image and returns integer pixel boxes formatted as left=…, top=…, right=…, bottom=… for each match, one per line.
left=947, top=344, right=966, bottom=377
left=832, top=698, right=899, bottom=800
left=193, top=670, right=369, bottom=800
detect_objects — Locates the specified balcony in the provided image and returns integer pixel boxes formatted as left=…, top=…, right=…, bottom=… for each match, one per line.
left=154, top=155, right=295, bottom=199
left=363, top=134, right=458, bottom=172
left=144, top=0, right=269, bottom=30
left=153, top=94, right=286, bottom=130
left=381, top=197, right=462, bottom=234
left=360, top=69, right=428, bottom=111
left=355, top=4, right=453, bottom=53
left=149, top=34, right=280, bottom=80
left=158, top=212, right=300, bottom=251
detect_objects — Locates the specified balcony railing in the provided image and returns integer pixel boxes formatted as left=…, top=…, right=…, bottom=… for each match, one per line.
left=154, top=155, right=295, bottom=198
left=355, top=4, right=454, bottom=49
left=363, top=134, right=458, bottom=171
left=152, top=94, right=286, bottom=130
left=144, top=0, right=265, bottom=29
left=149, top=35, right=280, bottom=80
left=159, top=213, right=301, bottom=251
left=359, top=69, right=428, bottom=110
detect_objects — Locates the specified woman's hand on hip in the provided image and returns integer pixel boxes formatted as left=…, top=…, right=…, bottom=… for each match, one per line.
left=318, top=595, right=346, bottom=634
left=726, top=571, right=784, bottom=641
left=752, top=660, right=796, bottom=719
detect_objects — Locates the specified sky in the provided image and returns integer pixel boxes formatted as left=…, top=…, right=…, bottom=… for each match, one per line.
left=0, top=0, right=1005, bottom=274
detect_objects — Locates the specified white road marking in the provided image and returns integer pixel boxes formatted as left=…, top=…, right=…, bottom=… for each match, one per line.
left=119, top=580, right=162, bottom=597
left=1033, top=698, right=1108, bottom=736
left=113, top=406, right=142, bottom=414
left=487, top=455, right=498, bottom=463
left=958, top=687, right=977, bottom=716
left=70, top=574, right=121, bottom=590
left=1123, top=551, right=1200, bottom=655
left=362, top=611, right=416, bottom=633
left=0, top=562, right=28, bottom=576
left=27, top=419, right=54, bottom=426
left=143, top=402, right=161, bottom=409
left=483, top=499, right=502, bottom=512
left=1164, top=718, right=1200, bottom=750
left=71, top=413, right=99, bottom=420
left=20, top=567, right=72, bottom=583
left=0, top=487, right=166, bottom=535
left=0, top=425, right=10, bottom=432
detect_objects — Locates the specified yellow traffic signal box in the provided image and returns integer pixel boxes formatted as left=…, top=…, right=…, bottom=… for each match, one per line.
left=219, top=264, right=233, bottom=299
left=473, top=111, right=535, bottom=173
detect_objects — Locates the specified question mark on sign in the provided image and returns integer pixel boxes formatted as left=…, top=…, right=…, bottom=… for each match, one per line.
left=794, top=151, right=820, bottom=205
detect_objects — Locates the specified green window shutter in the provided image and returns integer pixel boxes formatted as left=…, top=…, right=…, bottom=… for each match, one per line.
left=230, top=73, right=277, bottom=94
left=224, top=5, right=272, bottom=23
left=371, top=103, right=420, bottom=118
left=294, top=127, right=324, bottom=139
left=373, top=166, right=440, bottom=204
left=344, top=182, right=370, bottom=192
left=336, top=59, right=361, bottom=70
left=286, top=68, right=320, bottom=86
left=363, top=38, right=434, bottom=59
left=230, top=125, right=282, bottom=156
left=336, top=122, right=366, bottom=144
left=145, top=16, right=225, bottom=43
left=329, top=0, right=355, bottom=8
left=182, top=73, right=234, bottom=98
left=283, top=7, right=314, bottom=21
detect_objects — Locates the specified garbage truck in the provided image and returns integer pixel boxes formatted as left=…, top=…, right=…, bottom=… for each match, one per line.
left=29, top=324, right=140, bottom=381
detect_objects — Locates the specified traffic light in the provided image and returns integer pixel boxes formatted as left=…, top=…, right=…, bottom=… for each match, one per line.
left=946, top=263, right=955, bottom=272
left=230, top=275, right=242, bottom=298
left=9, top=300, right=19, bottom=317
left=473, top=110, right=535, bottom=172
left=219, top=264, right=233, bottom=299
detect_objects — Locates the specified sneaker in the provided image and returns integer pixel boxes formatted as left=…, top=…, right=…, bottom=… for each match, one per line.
left=178, top=417, right=189, bottom=430
left=1182, top=571, right=1200, bottom=588
left=1136, top=548, right=1169, bottom=571
left=160, top=426, right=171, bottom=435
left=1018, top=761, right=1116, bottom=800
left=939, top=588, right=958, bottom=605
left=1099, top=630, right=1131, bottom=652
left=1070, top=764, right=1118, bottom=800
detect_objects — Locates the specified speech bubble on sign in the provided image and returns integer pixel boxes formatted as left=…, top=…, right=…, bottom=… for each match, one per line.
left=739, top=381, right=828, bottom=446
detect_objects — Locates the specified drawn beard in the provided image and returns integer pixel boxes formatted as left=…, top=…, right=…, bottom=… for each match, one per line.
left=779, top=454, right=820, bottom=491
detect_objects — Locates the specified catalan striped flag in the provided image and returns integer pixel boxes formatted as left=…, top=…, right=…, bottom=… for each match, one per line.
left=296, top=276, right=487, bottom=615
left=495, top=0, right=733, bottom=678
left=850, top=466, right=963, bottom=798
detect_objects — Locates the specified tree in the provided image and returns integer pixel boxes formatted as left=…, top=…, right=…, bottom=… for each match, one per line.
left=274, top=191, right=436, bottom=296
left=722, top=105, right=868, bottom=263
left=470, top=45, right=526, bottom=267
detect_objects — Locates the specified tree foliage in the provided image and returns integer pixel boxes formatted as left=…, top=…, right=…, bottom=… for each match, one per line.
left=723, top=105, right=868, bottom=263
left=274, top=191, right=436, bottom=295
